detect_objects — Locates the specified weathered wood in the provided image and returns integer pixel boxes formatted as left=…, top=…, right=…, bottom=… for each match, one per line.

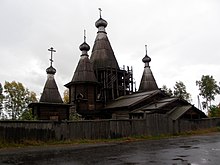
left=0, top=115, right=220, bottom=142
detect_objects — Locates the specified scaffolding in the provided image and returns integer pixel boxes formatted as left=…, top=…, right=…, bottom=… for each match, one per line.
left=95, top=65, right=134, bottom=105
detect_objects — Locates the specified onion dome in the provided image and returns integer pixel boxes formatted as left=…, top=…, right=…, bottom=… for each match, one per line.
left=79, top=30, right=90, bottom=55
left=46, top=65, right=56, bottom=75
left=79, top=42, right=90, bottom=52
left=142, top=55, right=151, bottom=63
left=95, top=18, right=108, bottom=28
left=142, top=45, right=151, bottom=67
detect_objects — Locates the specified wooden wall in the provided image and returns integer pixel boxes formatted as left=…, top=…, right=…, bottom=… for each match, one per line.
left=0, top=114, right=220, bottom=142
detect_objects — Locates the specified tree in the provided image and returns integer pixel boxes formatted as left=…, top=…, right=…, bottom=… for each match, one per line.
left=4, top=81, right=37, bottom=120
left=0, top=83, right=4, bottom=117
left=173, top=81, right=191, bottom=102
left=161, top=85, right=173, bottom=96
left=208, top=104, right=220, bottom=117
left=196, top=75, right=220, bottom=110
left=19, top=91, right=37, bottom=120
left=63, top=89, right=69, bottom=104
left=20, top=109, right=35, bottom=120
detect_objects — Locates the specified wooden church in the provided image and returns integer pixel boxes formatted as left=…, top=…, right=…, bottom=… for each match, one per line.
left=29, top=11, right=207, bottom=121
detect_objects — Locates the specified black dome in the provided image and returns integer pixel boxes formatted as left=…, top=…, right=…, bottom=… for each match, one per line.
left=46, top=66, right=56, bottom=75
left=95, top=18, right=108, bottom=28
left=79, top=42, right=90, bottom=51
left=142, top=55, right=151, bottom=63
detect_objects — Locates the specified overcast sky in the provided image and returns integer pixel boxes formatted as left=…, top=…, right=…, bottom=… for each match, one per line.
left=0, top=0, right=220, bottom=110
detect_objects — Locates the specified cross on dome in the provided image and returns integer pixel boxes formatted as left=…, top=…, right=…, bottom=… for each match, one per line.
left=98, top=8, right=102, bottom=18
left=84, top=29, right=86, bottom=42
left=79, top=30, right=90, bottom=52
left=145, top=45, right=147, bottom=54
left=48, top=47, right=56, bottom=67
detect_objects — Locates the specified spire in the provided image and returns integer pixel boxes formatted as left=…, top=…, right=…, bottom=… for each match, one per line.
left=90, top=10, right=119, bottom=70
left=138, top=45, right=158, bottom=92
left=40, top=47, right=63, bottom=103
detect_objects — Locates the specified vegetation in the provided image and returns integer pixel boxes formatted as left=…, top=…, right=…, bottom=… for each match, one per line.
left=63, top=89, right=69, bottom=103
left=173, top=81, right=191, bottom=102
left=1, top=81, right=37, bottom=120
left=196, top=75, right=220, bottom=111
left=208, top=104, right=220, bottom=117
left=0, top=83, right=4, bottom=118
left=161, top=85, right=173, bottom=96
left=161, top=81, right=191, bottom=102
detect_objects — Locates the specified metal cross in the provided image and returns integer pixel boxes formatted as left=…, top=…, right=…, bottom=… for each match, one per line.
left=145, top=45, right=148, bottom=54
left=98, top=8, right=102, bottom=18
left=48, top=47, right=56, bottom=66
left=84, top=29, right=86, bottom=42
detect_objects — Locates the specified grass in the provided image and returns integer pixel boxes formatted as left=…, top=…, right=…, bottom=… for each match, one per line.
left=177, top=127, right=220, bottom=136
left=0, top=127, right=220, bottom=149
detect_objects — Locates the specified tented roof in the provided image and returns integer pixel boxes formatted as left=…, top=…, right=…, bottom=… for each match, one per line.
left=40, top=75, right=63, bottom=103
left=90, top=17, right=119, bottom=70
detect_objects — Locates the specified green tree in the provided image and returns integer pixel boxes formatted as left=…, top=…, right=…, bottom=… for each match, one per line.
left=4, top=81, right=37, bottom=120
left=20, top=109, right=34, bottom=120
left=161, top=85, right=173, bottom=96
left=196, top=75, right=220, bottom=110
left=63, top=89, right=69, bottom=103
left=0, top=83, right=4, bottom=117
left=173, top=81, right=191, bottom=102
left=208, top=104, right=220, bottom=117
left=20, top=91, right=37, bottom=120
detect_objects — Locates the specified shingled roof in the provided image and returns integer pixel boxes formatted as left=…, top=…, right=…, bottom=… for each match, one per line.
left=90, top=16, right=119, bottom=70
left=65, top=40, right=98, bottom=86
left=139, top=46, right=158, bottom=92
left=104, top=90, right=162, bottom=110
left=39, top=66, right=63, bottom=103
